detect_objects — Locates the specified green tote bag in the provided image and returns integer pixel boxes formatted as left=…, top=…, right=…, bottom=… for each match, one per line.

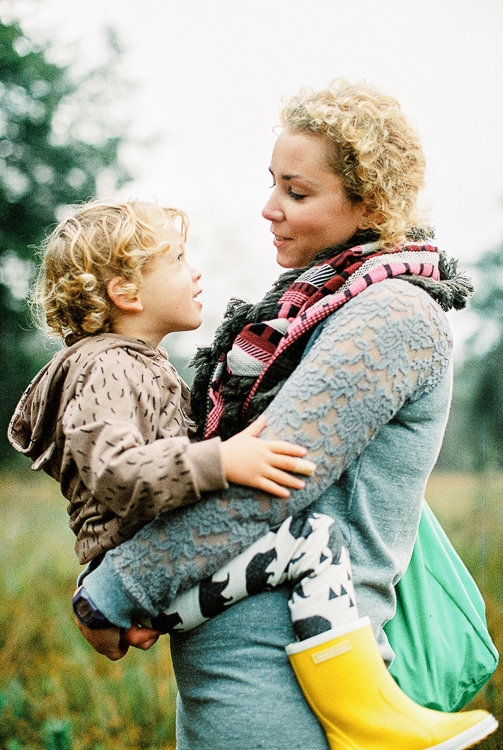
left=385, top=500, right=498, bottom=712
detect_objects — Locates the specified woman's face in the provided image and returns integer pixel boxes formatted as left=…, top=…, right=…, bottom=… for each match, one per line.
left=262, top=129, right=369, bottom=268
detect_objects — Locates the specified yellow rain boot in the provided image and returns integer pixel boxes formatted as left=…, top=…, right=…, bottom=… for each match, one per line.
left=286, top=616, right=497, bottom=750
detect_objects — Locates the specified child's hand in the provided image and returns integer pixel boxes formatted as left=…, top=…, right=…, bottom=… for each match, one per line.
left=219, top=415, right=316, bottom=498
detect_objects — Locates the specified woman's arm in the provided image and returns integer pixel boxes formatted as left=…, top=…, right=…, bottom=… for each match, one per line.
left=82, top=280, right=452, bottom=627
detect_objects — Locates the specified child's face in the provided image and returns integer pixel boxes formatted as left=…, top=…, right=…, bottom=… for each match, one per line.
left=138, top=223, right=202, bottom=343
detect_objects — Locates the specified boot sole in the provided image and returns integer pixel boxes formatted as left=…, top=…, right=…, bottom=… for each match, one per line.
left=425, top=714, right=498, bottom=749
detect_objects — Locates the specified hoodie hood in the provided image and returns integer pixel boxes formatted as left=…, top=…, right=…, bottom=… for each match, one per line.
left=8, top=334, right=164, bottom=479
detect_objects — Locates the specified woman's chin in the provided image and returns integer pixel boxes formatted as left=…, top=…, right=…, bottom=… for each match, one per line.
left=276, top=248, right=304, bottom=270
left=276, top=255, right=292, bottom=269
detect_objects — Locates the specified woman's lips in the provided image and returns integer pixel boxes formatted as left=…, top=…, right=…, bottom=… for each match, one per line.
left=272, top=234, right=292, bottom=249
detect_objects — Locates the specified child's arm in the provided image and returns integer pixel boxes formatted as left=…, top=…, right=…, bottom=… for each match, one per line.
left=219, top=415, right=316, bottom=498
left=63, top=348, right=314, bottom=539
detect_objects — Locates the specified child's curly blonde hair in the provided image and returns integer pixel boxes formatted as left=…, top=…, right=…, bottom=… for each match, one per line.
left=34, top=199, right=188, bottom=345
left=280, top=79, right=427, bottom=247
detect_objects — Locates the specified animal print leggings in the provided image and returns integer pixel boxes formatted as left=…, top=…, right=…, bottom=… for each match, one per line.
left=148, top=512, right=358, bottom=642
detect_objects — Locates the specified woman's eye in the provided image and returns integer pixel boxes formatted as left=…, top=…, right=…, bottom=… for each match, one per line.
left=289, top=190, right=306, bottom=201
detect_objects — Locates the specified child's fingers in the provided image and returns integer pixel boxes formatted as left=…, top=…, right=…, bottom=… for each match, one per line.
left=257, top=477, right=292, bottom=498
left=267, top=453, right=317, bottom=477
left=291, top=458, right=317, bottom=476
left=262, top=465, right=308, bottom=490
left=242, top=415, right=267, bottom=438
left=267, top=440, right=308, bottom=457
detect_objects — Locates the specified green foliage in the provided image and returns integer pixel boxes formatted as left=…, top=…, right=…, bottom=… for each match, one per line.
left=465, top=245, right=503, bottom=469
left=438, top=241, right=503, bottom=471
left=0, top=468, right=177, bottom=749
left=0, top=17, right=131, bottom=465
left=425, top=472, right=503, bottom=749
left=1, top=467, right=501, bottom=748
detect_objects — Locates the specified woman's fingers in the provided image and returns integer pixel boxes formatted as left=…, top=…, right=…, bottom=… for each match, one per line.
left=75, top=617, right=129, bottom=660
left=121, top=623, right=161, bottom=651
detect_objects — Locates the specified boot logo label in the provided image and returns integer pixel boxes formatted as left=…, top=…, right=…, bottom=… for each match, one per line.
left=312, top=640, right=352, bottom=664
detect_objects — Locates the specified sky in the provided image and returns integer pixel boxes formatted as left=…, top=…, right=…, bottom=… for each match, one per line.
left=5, top=0, right=503, bottom=358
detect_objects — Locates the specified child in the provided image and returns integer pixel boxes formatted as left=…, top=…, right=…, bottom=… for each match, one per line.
left=9, top=199, right=314, bottom=566
left=9, top=199, right=495, bottom=750
left=9, top=197, right=359, bottom=647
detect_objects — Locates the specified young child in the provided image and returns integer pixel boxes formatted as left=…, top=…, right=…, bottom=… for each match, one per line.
left=8, top=199, right=315, bottom=568
left=9, top=198, right=359, bottom=652
left=9, top=199, right=495, bottom=750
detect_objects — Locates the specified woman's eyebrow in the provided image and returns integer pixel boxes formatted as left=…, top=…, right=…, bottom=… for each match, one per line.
left=269, top=167, right=297, bottom=180
left=269, top=167, right=311, bottom=182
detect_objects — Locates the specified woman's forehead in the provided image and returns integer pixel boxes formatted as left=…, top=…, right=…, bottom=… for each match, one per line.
left=270, top=129, right=333, bottom=178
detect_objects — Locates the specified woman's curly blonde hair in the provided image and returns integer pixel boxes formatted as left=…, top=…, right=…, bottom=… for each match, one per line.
left=34, top=199, right=188, bottom=345
left=280, top=79, right=427, bottom=247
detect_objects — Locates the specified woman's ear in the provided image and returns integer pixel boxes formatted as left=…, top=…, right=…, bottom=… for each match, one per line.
left=358, top=203, right=382, bottom=230
left=107, top=277, right=143, bottom=312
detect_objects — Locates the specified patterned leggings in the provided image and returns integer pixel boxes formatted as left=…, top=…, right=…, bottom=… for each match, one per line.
left=148, top=512, right=358, bottom=642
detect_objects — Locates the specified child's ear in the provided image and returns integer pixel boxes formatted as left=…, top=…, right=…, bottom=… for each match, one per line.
left=107, top=277, right=143, bottom=312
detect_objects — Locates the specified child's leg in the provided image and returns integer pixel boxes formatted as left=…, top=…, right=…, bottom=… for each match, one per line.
left=148, top=512, right=358, bottom=638
left=285, top=515, right=357, bottom=641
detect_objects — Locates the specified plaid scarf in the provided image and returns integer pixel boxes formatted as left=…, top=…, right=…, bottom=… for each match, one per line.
left=201, top=239, right=442, bottom=439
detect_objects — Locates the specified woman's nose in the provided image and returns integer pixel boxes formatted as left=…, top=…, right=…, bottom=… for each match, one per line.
left=191, top=265, right=201, bottom=281
left=262, top=191, right=284, bottom=222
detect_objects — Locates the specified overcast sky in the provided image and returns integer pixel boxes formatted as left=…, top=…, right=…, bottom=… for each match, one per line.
left=6, top=0, right=503, bottom=356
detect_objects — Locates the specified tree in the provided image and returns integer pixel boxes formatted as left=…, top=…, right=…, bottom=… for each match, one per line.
left=0, top=17, right=130, bottom=464
left=437, top=241, right=503, bottom=471
left=463, top=244, right=503, bottom=469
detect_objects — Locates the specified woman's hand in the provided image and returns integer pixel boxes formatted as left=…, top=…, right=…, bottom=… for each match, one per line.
left=75, top=619, right=160, bottom=661
left=219, top=415, right=316, bottom=498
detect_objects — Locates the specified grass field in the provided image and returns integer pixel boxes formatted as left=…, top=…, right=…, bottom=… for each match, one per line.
left=1, top=466, right=502, bottom=749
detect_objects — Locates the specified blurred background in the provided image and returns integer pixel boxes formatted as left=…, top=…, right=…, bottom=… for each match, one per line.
left=1, top=0, right=503, bottom=747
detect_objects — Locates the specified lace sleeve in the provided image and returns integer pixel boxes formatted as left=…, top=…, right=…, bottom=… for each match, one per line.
left=91, top=280, right=452, bottom=620
left=262, top=279, right=452, bottom=486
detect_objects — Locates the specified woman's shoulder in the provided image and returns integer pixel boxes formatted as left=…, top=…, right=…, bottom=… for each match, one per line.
left=310, top=278, right=453, bottom=384
left=352, top=276, right=449, bottom=310
left=325, top=278, right=452, bottom=340
left=300, top=278, right=453, bottom=405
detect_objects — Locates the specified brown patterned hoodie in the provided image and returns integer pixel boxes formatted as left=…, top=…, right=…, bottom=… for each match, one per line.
left=8, top=334, right=227, bottom=564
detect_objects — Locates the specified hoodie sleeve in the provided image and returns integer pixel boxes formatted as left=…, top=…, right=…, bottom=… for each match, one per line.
left=62, top=348, right=227, bottom=525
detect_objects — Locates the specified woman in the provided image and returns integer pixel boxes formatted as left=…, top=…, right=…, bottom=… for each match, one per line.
left=77, top=80, right=494, bottom=749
